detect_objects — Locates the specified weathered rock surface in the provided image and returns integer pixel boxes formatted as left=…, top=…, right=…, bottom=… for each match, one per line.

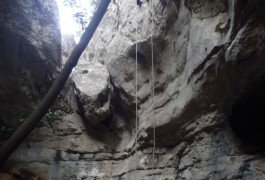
left=3, top=0, right=265, bottom=179
left=61, top=34, right=76, bottom=65
left=0, top=0, right=61, bottom=128
left=72, top=63, right=112, bottom=125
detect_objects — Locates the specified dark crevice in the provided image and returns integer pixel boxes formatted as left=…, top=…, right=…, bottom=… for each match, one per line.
left=229, top=75, right=265, bottom=152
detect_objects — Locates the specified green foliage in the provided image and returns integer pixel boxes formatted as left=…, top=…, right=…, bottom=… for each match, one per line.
left=46, top=109, right=63, bottom=120
left=16, top=105, right=64, bottom=129
left=45, top=109, right=64, bottom=133
left=0, top=105, right=33, bottom=142
left=17, top=106, right=34, bottom=123
left=215, top=19, right=231, bottom=34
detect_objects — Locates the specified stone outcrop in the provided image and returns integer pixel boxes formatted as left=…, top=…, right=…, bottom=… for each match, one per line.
left=61, top=34, right=75, bottom=65
left=0, top=0, right=61, bottom=128
left=72, top=63, right=112, bottom=125
left=2, top=0, right=265, bottom=179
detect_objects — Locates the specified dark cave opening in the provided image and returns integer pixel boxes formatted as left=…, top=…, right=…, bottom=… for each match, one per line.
left=229, top=76, right=265, bottom=149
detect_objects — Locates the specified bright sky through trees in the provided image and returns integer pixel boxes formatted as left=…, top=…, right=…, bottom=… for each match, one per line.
left=55, top=0, right=94, bottom=41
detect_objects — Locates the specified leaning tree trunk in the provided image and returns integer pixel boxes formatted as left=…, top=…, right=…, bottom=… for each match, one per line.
left=0, top=0, right=111, bottom=167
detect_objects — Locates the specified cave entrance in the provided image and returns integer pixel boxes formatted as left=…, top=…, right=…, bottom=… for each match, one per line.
left=229, top=75, right=265, bottom=149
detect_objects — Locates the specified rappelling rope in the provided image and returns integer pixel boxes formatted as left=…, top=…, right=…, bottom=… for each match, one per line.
left=135, top=16, right=139, bottom=154
left=135, top=2, right=139, bottom=180
left=151, top=0, right=156, bottom=178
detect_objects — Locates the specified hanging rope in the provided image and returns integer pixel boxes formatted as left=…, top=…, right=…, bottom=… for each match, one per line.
left=135, top=3, right=139, bottom=180
left=135, top=16, right=139, bottom=154
left=151, top=0, right=156, bottom=178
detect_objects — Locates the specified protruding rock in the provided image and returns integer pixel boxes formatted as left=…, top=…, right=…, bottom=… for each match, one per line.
left=72, top=63, right=112, bottom=125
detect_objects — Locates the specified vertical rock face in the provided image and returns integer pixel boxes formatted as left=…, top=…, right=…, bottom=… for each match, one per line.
left=4, top=0, right=265, bottom=179
left=0, top=0, right=61, bottom=127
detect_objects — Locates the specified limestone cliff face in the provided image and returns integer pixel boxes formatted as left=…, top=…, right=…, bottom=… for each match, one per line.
left=3, top=0, right=265, bottom=179
left=0, top=0, right=61, bottom=128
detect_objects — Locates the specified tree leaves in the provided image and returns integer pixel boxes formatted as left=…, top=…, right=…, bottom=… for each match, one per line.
left=62, top=0, right=100, bottom=30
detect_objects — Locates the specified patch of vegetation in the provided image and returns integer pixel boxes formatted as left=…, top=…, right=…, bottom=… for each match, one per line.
left=17, top=106, right=34, bottom=124
left=46, top=109, right=64, bottom=120
left=215, top=19, right=231, bottom=34
left=43, top=108, right=64, bottom=133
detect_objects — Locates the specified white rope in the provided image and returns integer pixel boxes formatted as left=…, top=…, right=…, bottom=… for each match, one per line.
left=135, top=4, right=139, bottom=180
left=151, top=0, right=156, bottom=178
left=135, top=18, right=138, bottom=154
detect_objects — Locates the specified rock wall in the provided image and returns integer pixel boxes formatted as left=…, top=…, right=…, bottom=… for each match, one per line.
left=3, top=0, right=265, bottom=179
left=0, top=0, right=61, bottom=128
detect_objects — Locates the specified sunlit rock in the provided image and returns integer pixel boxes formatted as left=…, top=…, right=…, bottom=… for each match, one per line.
left=72, top=63, right=112, bottom=125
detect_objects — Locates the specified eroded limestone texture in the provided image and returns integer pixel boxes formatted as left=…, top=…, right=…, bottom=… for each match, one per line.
left=0, top=0, right=61, bottom=127
left=72, top=63, right=112, bottom=125
left=3, top=0, right=265, bottom=179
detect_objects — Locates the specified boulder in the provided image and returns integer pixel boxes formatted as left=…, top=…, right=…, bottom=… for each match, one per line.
left=72, top=63, right=112, bottom=125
